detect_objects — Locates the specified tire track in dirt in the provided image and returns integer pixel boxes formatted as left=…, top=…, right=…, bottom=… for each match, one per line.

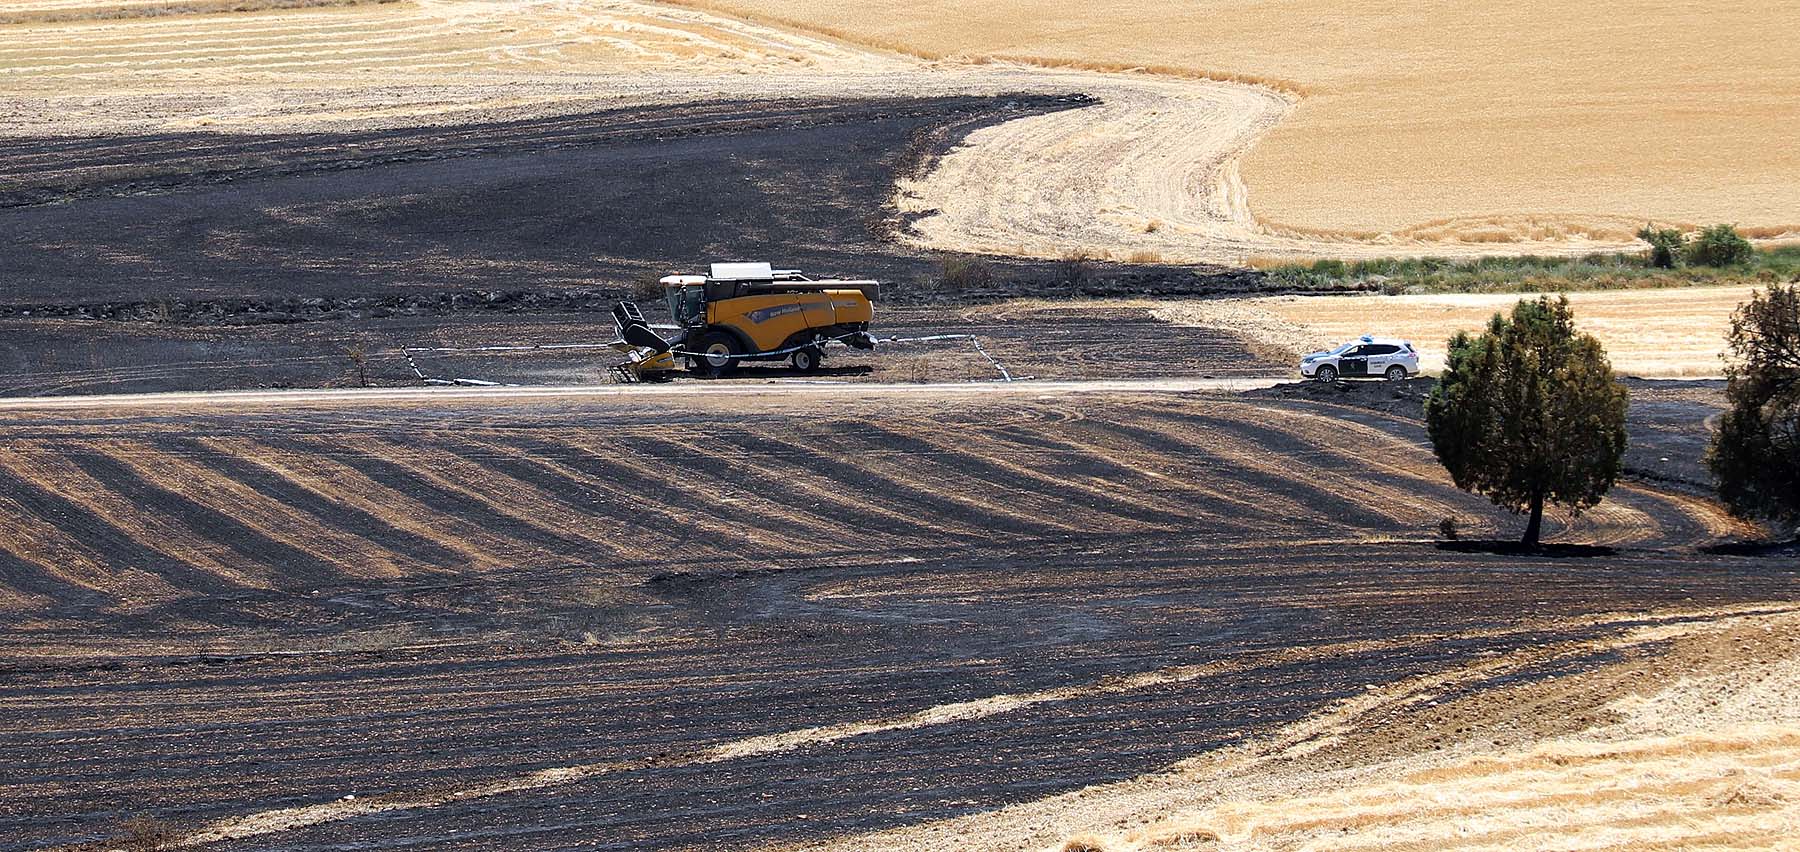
left=1156, top=408, right=1480, bottom=531
left=850, top=423, right=1179, bottom=535
left=671, top=430, right=988, bottom=546
left=103, top=439, right=425, bottom=581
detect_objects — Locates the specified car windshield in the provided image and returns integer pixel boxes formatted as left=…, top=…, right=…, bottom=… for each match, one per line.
left=1330, top=341, right=1359, bottom=355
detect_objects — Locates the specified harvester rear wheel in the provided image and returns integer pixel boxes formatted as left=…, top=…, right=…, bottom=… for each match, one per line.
left=791, top=346, right=823, bottom=373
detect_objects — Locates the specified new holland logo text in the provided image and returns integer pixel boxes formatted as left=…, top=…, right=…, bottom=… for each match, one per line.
left=746, top=304, right=806, bottom=324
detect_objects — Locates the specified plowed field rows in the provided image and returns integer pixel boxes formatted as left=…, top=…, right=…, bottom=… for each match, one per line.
left=0, top=387, right=1790, bottom=850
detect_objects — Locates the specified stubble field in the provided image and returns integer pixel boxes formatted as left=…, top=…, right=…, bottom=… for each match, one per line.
left=1154, top=285, right=1758, bottom=377
left=677, top=0, right=1800, bottom=244
left=12, top=0, right=1789, bottom=264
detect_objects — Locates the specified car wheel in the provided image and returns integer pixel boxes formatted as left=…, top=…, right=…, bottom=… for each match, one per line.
left=1314, top=365, right=1338, bottom=383
left=791, top=346, right=822, bottom=373
left=692, top=331, right=739, bottom=377
left=1385, top=365, right=1407, bottom=381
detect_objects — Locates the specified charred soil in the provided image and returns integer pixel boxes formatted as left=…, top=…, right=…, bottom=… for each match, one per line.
left=0, top=388, right=1791, bottom=850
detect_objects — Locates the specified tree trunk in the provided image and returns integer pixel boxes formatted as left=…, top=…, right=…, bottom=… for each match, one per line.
left=1521, top=490, right=1545, bottom=548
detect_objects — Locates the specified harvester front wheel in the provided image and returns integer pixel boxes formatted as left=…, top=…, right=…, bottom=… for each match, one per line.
left=791, top=346, right=822, bottom=373
left=693, top=332, right=740, bottom=377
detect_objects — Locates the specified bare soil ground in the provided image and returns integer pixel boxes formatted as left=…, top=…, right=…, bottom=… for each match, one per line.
left=0, top=302, right=1279, bottom=396
left=0, top=383, right=1790, bottom=851
left=819, top=602, right=1800, bottom=851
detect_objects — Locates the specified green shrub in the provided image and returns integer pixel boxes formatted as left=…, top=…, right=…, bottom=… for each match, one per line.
left=1636, top=224, right=1686, bottom=269
left=1685, top=223, right=1755, bottom=267
left=1310, top=258, right=1349, bottom=277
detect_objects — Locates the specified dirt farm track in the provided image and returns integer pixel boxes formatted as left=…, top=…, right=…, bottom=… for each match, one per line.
left=1, top=381, right=1796, bottom=850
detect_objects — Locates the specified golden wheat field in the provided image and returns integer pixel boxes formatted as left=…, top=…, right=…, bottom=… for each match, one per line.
left=677, top=0, right=1800, bottom=244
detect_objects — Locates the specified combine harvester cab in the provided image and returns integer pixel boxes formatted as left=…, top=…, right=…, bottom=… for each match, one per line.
left=610, top=262, right=878, bottom=381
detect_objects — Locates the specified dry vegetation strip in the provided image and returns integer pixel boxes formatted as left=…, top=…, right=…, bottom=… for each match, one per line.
left=1154, top=286, right=1755, bottom=377
left=62, top=605, right=1791, bottom=850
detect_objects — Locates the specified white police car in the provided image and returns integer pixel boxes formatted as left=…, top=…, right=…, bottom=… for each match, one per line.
left=1299, top=335, right=1420, bottom=381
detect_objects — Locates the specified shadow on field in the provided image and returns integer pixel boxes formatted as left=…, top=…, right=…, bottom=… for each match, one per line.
left=1699, top=539, right=1800, bottom=558
left=696, top=365, right=877, bottom=381
left=1437, top=541, right=1617, bottom=558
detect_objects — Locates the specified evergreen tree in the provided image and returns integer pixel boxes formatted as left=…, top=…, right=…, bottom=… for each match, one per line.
left=1425, top=296, right=1629, bottom=546
left=1709, top=285, right=1800, bottom=530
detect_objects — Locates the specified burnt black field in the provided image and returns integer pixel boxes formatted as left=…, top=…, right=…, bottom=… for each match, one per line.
left=0, top=390, right=1793, bottom=850
left=0, top=95, right=1097, bottom=302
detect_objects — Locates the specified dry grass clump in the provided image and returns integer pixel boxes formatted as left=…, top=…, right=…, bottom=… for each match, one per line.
left=1060, top=835, right=1110, bottom=852
left=875, top=354, right=937, bottom=384
left=1737, top=225, right=1800, bottom=241
left=1058, top=249, right=1096, bottom=286
left=1125, top=250, right=1163, bottom=264
left=114, top=815, right=179, bottom=850
left=937, top=254, right=997, bottom=291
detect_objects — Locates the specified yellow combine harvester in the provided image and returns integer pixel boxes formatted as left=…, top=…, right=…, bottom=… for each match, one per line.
left=609, top=263, right=879, bottom=381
